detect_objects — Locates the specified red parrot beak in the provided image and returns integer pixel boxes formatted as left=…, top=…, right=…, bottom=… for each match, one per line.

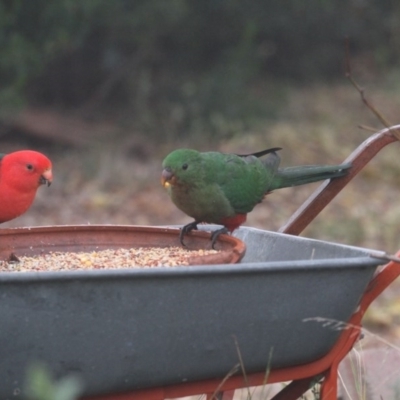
left=161, top=167, right=176, bottom=188
left=39, top=168, right=53, bottom=187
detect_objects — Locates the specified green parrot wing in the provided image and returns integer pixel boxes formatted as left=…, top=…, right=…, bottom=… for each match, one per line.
left=203, top=151, right=279, bottom=214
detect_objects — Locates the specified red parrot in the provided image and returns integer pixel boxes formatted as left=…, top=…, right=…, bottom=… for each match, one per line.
left=0, top=150, right=53, bottom=223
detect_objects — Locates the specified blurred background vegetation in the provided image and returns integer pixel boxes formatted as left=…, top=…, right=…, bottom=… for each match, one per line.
left=1, top=0, right=400, bottom=141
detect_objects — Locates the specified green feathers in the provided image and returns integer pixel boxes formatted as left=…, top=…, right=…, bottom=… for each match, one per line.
left=269, top=164, right=351, bottom=190
left=161, top=147, right=351, bottom=228
left=162, top=149, right=275, bottom=221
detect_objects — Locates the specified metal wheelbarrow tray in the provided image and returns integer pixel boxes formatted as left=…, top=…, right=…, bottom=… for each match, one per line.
left=0, top=226, right=381, bottom=398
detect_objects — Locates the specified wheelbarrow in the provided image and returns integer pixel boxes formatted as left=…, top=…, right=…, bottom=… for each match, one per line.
left=0, top=128, right=398, bottom=400
left=82, top=126, right=400, bottom=400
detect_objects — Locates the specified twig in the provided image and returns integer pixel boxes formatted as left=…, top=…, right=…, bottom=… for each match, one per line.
left=345, top=37, right=400, bottom=140
left=232, top=335, right=252, bottom=399
left=208, top=363, right=240, bottom=400
left=357, top=124, right=379, bottom=132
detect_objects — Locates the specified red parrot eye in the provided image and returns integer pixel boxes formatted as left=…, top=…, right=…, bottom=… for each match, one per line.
left=26, top=164, right=34, bottom=171
left=182, top=163, right=188, bottom=170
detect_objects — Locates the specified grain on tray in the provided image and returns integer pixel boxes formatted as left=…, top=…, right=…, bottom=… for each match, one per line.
left=0, top=246, right=219, bottom=272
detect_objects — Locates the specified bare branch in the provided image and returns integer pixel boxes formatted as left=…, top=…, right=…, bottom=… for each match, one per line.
left=345, top=37, right=400, bottom=140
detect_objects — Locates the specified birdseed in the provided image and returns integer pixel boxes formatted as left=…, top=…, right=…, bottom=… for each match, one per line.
left=0, top=247, right=219, bottom=272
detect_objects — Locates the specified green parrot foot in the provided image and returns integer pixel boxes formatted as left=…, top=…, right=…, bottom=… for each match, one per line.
left=179, top=221, right=199, bottom=246
left=180, top=222, right=229, bottom=249
left=210, top=227, right=229, bottom=249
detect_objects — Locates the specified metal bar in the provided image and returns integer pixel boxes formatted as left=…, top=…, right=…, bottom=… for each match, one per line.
left=279, top=127, right=399, bottom=236
left=269, top=377, right=317, bottom=400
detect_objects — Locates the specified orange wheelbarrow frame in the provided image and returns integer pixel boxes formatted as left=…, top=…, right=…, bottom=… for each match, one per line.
left=84, top=127, right=400, bottom=400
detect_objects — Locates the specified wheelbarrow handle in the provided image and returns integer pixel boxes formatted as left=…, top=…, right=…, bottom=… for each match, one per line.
left=279, top=126, right=400, bottom=235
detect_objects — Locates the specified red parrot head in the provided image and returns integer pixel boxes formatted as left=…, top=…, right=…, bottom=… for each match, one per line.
left=2, top=150, right=53, bottom=190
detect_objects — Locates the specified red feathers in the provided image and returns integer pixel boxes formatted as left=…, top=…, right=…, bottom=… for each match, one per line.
left=0, top=150, right=53, bottom=223
left=220, top=214, right=247, bottom=232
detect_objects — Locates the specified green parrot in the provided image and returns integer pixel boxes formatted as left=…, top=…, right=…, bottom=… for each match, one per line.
left=161, top=147, right=351, bottom=247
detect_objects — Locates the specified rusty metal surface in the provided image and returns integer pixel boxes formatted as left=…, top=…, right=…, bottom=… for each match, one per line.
left=0, top=225, right=245, bottom=265
left=279, top=127, right=400, bottom=236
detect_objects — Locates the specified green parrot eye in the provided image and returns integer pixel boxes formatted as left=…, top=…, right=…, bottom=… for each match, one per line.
left=182, top=163, right=188, bottom=170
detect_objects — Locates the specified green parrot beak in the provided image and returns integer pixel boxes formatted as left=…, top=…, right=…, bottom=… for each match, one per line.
left=161, top=167, right=175, bottom=188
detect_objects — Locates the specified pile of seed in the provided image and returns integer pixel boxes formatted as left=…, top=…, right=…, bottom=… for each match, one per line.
left=0, top=247, right=219, bottom=272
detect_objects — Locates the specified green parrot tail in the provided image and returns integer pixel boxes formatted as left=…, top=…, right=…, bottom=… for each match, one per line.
left=269, top=163, right=351, bottom=190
